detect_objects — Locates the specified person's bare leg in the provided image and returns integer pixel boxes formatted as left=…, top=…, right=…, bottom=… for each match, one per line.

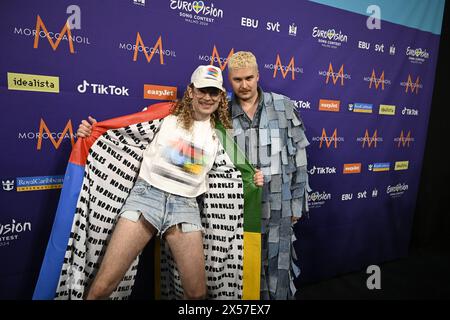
left=164, top=226, right=206, bottom=299
left=86, top=216, right=156, bottom=299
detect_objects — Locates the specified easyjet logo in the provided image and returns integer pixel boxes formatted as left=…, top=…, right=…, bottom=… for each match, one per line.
left=133, top=33, right=165, bottom=64
left=33, top=15, right=74, bottom=53
left=395, top=130, right=414, bottom=147
left=319, top=99, right=340, bottom=112
left=343, top=163, right=361, bottom=174
left=144, top=84, right=177, bottom=100
left=402, top=75, right=422, bottom=94
left=37, top=119, right=75, bottom=150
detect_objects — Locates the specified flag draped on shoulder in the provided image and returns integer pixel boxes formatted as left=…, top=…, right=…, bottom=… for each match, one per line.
left=33, top=102, right=261, bottom=300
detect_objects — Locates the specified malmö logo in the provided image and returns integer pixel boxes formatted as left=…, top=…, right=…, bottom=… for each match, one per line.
left=33, top=15, right=74, bottom=53
left=395, top=130, right=413, bottom=148
left=37, top=119, right=75, bottom=150
left=401, top=75, right=422, bottom=94
left=133, top=33, right=165, bottom=64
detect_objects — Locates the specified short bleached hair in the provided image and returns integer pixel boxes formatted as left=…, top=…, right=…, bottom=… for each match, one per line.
left=228, top=51, right=258, bottom=70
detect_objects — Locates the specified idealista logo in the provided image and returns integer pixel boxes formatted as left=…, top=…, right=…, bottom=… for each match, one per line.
left=18, top=119, right=75, bottom=150
left=307, top=191, right=332, bottom=209
left=2, top=179, right=15, bottom=191
left=364, top=69, right=391, bottom=90
left=77, top=80, right=130, bottom=96
left=319, top=63, right=351, bottom=86
left=144, top=84, right=177, bottom=100
left=319, top=99, right=340, bottom=112
left=401, top=75, right=422, bottom=94
left=198, top=45, right=234, bottom=71
left=357, top=129, right=383, bottom=148
left=7, top=72, right=59, bottom=93
left=348, top=102, right=373, bottom=114
left=343, top=163, right=361, bottom=174
left=119, top=33, right=176, bottom=64
left=368, top=162, right=390, bottom=172
left=0, top=219, right=32, bottom=247
left=387, top=183, right=408, bottom=198
left=170, top=0, right=224, bottom=26
left=406, top=47, right=429, bottom=64
left=14, top=10, right=90, bottom=53
left=379, top=104, right=396, bottom=115
left=394, top=161, right=409, bottom=171
left=16, top=175, right=64, bottom=192
left=265, top=54, right=303, bottom=80
left=312, top=26, right=348, bottom=49
left=308, top=166, right=337, bottom=175
left=395, top=130, right=414, bottom=148
left=312, top=128, right=344, bottom=149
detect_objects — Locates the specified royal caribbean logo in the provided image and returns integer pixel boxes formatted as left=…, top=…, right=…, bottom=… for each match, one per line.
left=119, top=33, right=176, bottom=65
left=307, top=190, right=332, bottom=209
left=368, top=162, right=390, bottom=172
left=7, top=72, right=59, bottom=94
left=2, top=179, right=15, bottom=191
left=401, top=75, right=422, bottom=94
left=198, top=45, right=234, bottom=71
left=265, top=54, right=303, bottom=80
left=312, top=26, right=348, bottom=49
left=387, top=183, right=409, bottom=198
left=14, top=10, right=91, bottom=54
left=170, top=0, right=224, bottom=26
left=16, top=175, right=64, bottom=192
left=364, top=69, right=391, bottom=90
left=406, top=47, right=429, bottom=65
left=395, top=130, right=414, bottom=148
left=319, top=63, right=351, bottom=86
left=348, top=102, right=373, bottom=114
left=0, top=219, right=32, bottom=247
left=312, top=128, right=344, bottom=149
left=357, top=129, right=383, bottom=148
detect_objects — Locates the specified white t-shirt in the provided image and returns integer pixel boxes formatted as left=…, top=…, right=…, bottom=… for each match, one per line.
left=139, top=114, right=219, bottom=198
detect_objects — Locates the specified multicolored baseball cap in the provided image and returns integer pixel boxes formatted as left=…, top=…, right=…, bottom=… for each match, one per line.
left=190, top=65, right=225, bottom=92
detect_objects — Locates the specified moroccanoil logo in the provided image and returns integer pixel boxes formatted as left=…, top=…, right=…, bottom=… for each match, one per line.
left=37, top=119, right=75, bottom=150
left=144, top=84, right=177, bottom=100
left=394, top=161, right=409, bottom=171
left=343, top=163, right=361, bottom=174
left=379, top=104, right=396, bottom=115
left=364, top=69, right=391, bottom=90
left=319, top=99, right=340, bottom=112
left=132, top=33, right=165, bottom=64
left=7, top=72, right=59, bottom=93
left=33, top=15, right=74, bottom=53
left=265, top=54, right=302, bottom=80
left=319, top=63, right=350, bottom=86
left=401, top=75, right=422, bottom=94
left=395, top=130, right=414, bottom=147
left=357, top=129, right=383, bottom=148
left=312, top=128, right=343, bottom=149
left=198, top=45, right=234, bottom=71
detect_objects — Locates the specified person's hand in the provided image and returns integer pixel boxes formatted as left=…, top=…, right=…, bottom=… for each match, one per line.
left=291, top=216, right=301, bottom=224
left=77, top=116, right=97, bottom=138
left=253, top=169, right=264, bottom=187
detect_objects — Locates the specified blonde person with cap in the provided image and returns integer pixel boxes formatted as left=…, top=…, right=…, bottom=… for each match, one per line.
left=83, top=65, right=264, bottom=299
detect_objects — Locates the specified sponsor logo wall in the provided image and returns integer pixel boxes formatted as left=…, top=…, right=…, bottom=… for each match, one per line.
left=0, top=0, right=443, bottom=298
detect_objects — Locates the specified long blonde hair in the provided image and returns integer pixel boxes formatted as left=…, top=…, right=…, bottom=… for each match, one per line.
left=170, top=84, right=232, bottom=131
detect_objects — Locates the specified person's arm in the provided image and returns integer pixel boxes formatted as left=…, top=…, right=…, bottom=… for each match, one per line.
left=77, top=116, right=97, bottom=138
left=253, top=169, right=264, bottom=187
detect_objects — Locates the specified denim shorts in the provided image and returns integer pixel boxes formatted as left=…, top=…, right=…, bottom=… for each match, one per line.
left=119, top=178, right=204, bottom=237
